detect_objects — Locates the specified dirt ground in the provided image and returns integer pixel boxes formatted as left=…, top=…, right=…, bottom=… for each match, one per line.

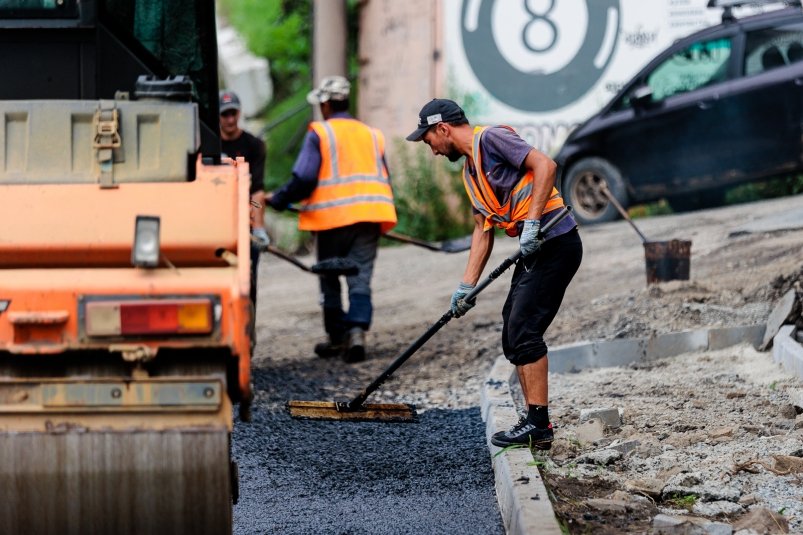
left=253, top=193, right=803, bottom=533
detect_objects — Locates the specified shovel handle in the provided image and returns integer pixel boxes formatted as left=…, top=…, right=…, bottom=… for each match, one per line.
left=345, top=206, right=573, bottom=410
left=463, top=206, right=573, bottom=303
left=599, top=185, right=649, bottom=243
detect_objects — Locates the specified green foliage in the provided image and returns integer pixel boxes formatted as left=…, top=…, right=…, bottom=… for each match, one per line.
left=726, top=174, right=803, bottom=204
left=261, top=91, right=312, bottom=192
left=666, top=493, right=698, bottom=510
left=389, top=140, right=473, bottom=242
left=629, top=199, right=673, bottom=219
left=219, top=0, right=311, bottom=100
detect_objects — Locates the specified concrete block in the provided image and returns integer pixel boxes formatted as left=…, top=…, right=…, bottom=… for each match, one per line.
left=773, top=325, right=803, bottom=380
left=550, top=337, right=647, bottom=373
left=762, top=289, right=798, bottom=350
left=708, top=324, right=765, bottom=351
left=580, top=407, right=622, bottom=428
left=647, top=329, right=708, bottom=360
left=575, top=418, right=606, bottom=445
left=548, top=340, right=597, bottom=373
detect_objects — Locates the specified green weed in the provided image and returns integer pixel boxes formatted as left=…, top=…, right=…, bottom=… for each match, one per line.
left=666, top=494, right=698, bottom=510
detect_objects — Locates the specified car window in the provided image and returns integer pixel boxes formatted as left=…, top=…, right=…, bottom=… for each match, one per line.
left=744, top=22, right=803, bottom=76
left=646, top=37, right=732, bottom=101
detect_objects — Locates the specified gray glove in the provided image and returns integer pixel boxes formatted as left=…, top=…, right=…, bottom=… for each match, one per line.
left=251, top=227, right=271, bottom=248
left=519, top=219, right=541, bottom=257
left=450, top=282, right=476, bottom=318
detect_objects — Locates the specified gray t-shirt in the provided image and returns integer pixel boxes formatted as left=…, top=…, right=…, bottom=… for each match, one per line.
left=467, top=126, right=576, bottom=239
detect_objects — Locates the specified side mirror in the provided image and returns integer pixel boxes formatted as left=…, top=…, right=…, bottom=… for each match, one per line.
left=631, top=84, right=654, bottom=109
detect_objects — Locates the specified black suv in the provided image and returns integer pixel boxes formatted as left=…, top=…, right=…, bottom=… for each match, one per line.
left=556, top=1, right=803, bottom=224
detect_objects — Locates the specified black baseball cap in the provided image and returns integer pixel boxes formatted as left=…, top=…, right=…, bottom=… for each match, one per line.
left=406, top=99, right=467, bottom=141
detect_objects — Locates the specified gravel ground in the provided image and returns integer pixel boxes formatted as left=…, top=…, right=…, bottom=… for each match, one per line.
left=542, top=344, right=803, bottom=534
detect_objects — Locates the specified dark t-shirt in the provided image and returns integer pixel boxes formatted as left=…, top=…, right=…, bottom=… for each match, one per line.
left=221, top=130, right=266, bottom=195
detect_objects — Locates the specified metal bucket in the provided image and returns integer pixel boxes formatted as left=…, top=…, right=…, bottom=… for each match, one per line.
left=643, top=239, right=691, bottom=284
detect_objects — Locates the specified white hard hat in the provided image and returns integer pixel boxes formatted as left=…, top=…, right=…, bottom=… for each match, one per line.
left=307, top=76, right=351, bottom=105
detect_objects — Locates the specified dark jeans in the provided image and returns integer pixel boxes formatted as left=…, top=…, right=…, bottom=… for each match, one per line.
left=502, top=229, right=583, bottom=366
left=316, top=222, right=380, bottom=339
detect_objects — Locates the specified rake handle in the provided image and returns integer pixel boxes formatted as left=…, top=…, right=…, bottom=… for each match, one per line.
left=345, top=206, right=572, bottom=410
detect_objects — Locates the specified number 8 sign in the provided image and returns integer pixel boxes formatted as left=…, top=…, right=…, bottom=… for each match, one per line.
left=461, top=0, right=620, bottom=112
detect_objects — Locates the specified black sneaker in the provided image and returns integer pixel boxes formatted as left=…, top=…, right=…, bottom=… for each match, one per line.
left=314, top=337, right=345, bottom=359
left=491, top=418, right=553, bottom=450
left=343, top=327, right=366, bottom=363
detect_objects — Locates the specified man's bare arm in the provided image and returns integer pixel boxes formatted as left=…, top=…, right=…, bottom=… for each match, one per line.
left=462, top=213, right=495, bottom=285
left=523, top=148, right=557, bottom=221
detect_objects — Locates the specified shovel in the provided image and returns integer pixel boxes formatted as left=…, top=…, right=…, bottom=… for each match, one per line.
left=382, top=231, right=472, bottom=253
left=261, top=243, right=359, bottom=276
left=286, top=206, right=573, bottom=423
left=283, top=205, right=472, bottom=254
left=599, top=185, right=691, bottom=285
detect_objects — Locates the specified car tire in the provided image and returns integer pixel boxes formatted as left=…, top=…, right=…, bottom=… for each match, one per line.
left=562, top=157, right=628, bottom=225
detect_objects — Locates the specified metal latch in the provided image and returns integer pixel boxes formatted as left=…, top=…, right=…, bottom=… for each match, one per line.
left=93, top=107, right=121, bottom=149
left=93, top=102, right=121, bottom=188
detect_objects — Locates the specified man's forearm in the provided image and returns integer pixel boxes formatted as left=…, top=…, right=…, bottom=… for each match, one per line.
left=462, top=218, right=494, bottom=285
left=250, top=191, right=266, bottom=229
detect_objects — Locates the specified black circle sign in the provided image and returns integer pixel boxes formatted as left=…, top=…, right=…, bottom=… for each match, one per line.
left=461, top=0, right=620, bottom=112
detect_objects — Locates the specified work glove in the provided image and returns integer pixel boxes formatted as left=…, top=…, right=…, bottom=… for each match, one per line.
left=251, top=227, right=271, bottom=248
left=450, top=282, right=476, bottom=318
left=519, top=219, right=541, bottom=258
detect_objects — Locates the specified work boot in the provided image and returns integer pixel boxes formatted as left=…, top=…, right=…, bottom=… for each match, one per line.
left=314, top=335, right=345, bottom=359
left=343, top=327, right=366, bottom=363
left=491, top=418, right=553, bottom=450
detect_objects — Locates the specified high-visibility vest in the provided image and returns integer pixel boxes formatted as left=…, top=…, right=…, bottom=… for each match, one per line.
left=299, top=118, right=397, bottom=233
left=463, top=126, right=564, bottom=235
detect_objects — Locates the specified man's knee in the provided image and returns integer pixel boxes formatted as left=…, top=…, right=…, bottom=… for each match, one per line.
left=506, top=337, right=548, bottom=366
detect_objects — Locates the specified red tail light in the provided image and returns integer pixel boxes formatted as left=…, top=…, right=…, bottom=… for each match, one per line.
left=86, top=299, right=213, bottom=337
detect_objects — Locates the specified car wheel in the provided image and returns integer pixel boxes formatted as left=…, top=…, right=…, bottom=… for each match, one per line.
left=562, top=157, right=627, bottom=225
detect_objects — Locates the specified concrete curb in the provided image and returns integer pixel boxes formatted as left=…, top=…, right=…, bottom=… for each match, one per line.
left=773, top=325, right=803, bottom=380
left=548, top=324, right=766, bottom=373
left=481, top=323, right=767, bottom=534
left=481, top=357, right=563, bottom=535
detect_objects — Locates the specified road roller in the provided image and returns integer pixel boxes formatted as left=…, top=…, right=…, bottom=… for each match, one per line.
left=0, top=1, right=251, bottom=533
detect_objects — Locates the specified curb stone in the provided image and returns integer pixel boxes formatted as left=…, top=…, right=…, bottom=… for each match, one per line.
left=480, top=323, right=769, bottom=534
left=481, top=356, right=563, bottom=535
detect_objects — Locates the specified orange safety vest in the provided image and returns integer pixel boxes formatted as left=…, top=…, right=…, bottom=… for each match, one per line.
left=463, top=126, right=564, bottom=235
left=299, top=118, right=397, bottom=233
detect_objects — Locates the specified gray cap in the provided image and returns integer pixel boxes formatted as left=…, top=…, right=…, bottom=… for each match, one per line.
left=307, top=76, right=351, bottom=105
left=219, top=90, right=241, bottom=113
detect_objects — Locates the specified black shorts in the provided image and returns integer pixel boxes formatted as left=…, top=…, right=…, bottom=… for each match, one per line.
left=502, top=228, right=583, bottom=366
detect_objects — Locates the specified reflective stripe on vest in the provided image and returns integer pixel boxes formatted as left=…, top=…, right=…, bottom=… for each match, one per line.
left=300, top=118, right=397, bottom=232
left=463, top=126, right=563, bottom=233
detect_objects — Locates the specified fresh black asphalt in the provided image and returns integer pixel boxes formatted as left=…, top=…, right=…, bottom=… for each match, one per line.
left=232, top=366, right=504, bottom=535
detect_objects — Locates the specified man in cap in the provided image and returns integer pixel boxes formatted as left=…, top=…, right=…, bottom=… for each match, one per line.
left=219, top=90, right=269, bottom=310
left=407, top=99, right=582, bottom=450
left=267, top=76, right=397, bottom=363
